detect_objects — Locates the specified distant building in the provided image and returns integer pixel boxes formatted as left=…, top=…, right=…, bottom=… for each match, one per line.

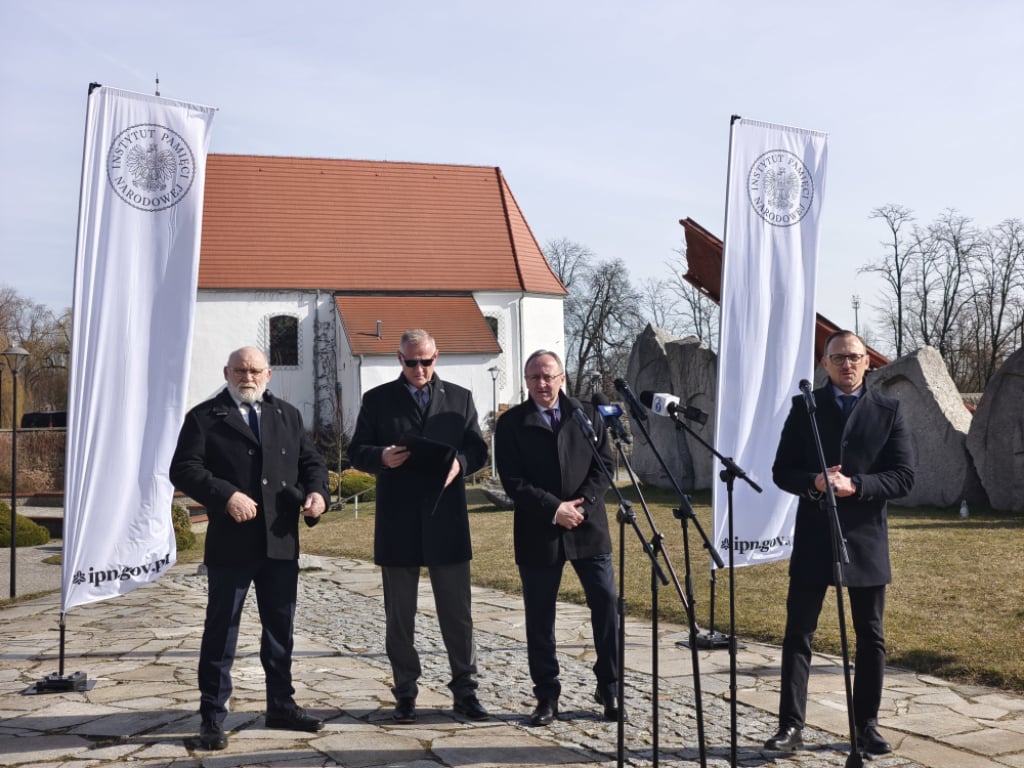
left=189, top=154, right=566, bottom=435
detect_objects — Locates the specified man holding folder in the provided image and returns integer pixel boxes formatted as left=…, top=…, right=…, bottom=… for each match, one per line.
left=349, top=329, right=490, bottom=724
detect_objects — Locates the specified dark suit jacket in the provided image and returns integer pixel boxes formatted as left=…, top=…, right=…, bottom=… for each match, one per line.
left=495, top=393, right=614, bottom=567
left=348, top=374, right=488, bottom=567
left=772, top=385, right=915, bottom=587
left=170, top=389, right=329, bottom=566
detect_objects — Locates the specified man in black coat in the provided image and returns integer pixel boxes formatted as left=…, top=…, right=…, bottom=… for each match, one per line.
left=170, top=346, right=330, bottom=751
left=765, top=331, right=915, bottom=756
left=495, top=349, right=621, bottom=726
left=348, top=329, right=489, bottom=724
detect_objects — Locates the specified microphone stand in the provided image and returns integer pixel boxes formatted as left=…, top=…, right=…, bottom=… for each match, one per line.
left=573, top=406, right=669, bottom=768
left=665, top=408, right=761, bottom=768
left=800, top=393, right=864, bottom=768
left=615, top=381, right=719, bottom=768
left=608, top=428, right=694, bottom=768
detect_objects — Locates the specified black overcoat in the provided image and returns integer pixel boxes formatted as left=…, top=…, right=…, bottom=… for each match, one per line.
left=772, top=385, right=915, bottom=587
left=348, top=374, right=488, bottom=567
left=169, top=389, right=329, bottom=566
left=495, top=393, right=614, bottom=566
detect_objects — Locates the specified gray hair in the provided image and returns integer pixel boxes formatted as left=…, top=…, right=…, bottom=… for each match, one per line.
left=524, top=349, right=563, bottom=374
left=399, top=329, right=436, bottom=352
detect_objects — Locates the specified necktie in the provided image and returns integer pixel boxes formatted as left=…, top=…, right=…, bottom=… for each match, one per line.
left=416, top=388, right=429, bottom=412
left=245, top=403, right=260, bottom=442
left=839, top=395, right=857, bottom=417
left=545, top=408, right=559, bottom=429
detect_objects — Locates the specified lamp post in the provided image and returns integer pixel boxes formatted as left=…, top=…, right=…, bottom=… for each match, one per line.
left=852, top=295, right=861, bottom=336
left=487, top=366, right=499, bottom=479
left=4, top=345, right=29, bottom=598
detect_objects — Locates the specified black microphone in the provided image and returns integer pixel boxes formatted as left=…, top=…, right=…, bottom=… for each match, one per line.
left=613, top=378, right=648, bottom=420
left=592, top=392, right=631, bottom=444
left=798, top=379, right=816, bottom=413
left=567, top=397, right=598, bottom=443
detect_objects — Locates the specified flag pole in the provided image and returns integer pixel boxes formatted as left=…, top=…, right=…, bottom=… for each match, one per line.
left=29, top=82, right=102, bottom=696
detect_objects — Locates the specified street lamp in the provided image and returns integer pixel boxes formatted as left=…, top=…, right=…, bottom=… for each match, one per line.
left=487, top=366, right=499, bottom=479
left=4, top=345, right=29, bottom=598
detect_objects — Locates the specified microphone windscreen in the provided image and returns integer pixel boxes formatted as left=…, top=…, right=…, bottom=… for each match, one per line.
left=592, top=392, right=611, bottom=406
left=638, top=390, right=654, bottom=408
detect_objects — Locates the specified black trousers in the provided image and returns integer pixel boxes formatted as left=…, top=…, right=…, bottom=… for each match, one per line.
left=381, top=561, right=479, bottom=701
left=518, top=552, right=619, bottom=702
left=778, top=580, right=886, bottom=730
left=198, top=558, right=299, bottom=721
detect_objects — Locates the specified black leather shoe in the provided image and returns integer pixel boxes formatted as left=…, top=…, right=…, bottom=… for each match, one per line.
left=265, top=705, right=324, bottom=732
left=198, top=719, right=228, bottom=750
left=453, top=694, right=490, bottom=721
left=857, top=725, right=892, bottom=755
left=393, top=697, right=416, bottom=724
left=594, top=686, right=625, bottom=722
left=764, top=725, right=804, bottom=751
left=529, top=698, right=558, bottom=726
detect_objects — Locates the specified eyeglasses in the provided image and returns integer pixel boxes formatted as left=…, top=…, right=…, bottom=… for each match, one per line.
left=526, top=373, right=564, bottom=384
left=827, top=353, right=865, bottom=366
left=401, top=356, right=436, bottom=368
left=230, top=367, right=266, bottom=377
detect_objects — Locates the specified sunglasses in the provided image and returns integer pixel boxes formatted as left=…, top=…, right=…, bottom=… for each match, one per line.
left=402, top=356, right=436, bottom=368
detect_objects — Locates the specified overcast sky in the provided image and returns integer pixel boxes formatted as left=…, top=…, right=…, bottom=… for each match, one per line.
left=2, top=0, right=1021, bottom=339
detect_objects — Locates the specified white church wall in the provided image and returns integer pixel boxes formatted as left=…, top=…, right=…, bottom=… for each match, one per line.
left=188, top=290, right=320, bottom=426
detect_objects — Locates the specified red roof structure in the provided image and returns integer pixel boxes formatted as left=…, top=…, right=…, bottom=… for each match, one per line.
left=198, top=154, right=566, bottom=296
left=335, top=295, right=502, bottom=356
left=679, top=217, right=890, bottom=368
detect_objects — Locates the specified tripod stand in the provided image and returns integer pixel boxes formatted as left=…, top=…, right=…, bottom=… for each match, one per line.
left=663, top=406, right=761, bottom=768
left=568, top=398, right=668, bottom=768
left=614, top=379, right=724, bottom=768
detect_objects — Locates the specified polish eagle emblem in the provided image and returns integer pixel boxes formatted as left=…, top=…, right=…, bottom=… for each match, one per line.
left=125, top=142, right=177, bottom=193
left=765, top=166, right=798, bottom=210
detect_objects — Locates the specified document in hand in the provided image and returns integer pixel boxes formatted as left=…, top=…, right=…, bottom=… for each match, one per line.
left=397, top=434, right=458, bottom=514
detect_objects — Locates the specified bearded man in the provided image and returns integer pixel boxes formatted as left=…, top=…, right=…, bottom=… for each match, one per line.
left=170, top=346, right=330, bottom=751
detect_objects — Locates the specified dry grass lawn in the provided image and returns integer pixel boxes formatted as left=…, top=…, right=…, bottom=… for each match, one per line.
left=297, top=482, right=1024, bottom=694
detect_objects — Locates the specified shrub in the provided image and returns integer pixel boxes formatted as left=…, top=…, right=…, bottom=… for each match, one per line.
left=328, top=470, right=341, bottom=494
left=338, top=469, right=376, bottom=501
left=0, top=499, right=51, bottom=547
left=172, top=502, right=197, bottom=551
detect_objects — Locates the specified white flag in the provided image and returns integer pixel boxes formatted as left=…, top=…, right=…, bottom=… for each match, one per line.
left=62, top=86, right=215, bottom=611
left=711, top=118, right=827, bottom=570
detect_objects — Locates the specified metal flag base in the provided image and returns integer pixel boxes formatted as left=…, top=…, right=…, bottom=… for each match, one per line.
left=677, top=629, right=735, bottom=650
left=24, top=671, right=93, bottom=695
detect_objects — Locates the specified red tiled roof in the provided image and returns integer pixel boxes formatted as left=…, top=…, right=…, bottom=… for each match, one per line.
left=198, top=155, right=566, bottom=295
left=679, top=217, right=890, bottom=367
left=336, top=295, right=502, bottom=356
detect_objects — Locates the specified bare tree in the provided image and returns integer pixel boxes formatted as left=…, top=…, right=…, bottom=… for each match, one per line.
left=0, top=285, right=71, bottom=418
left=663, top=246, right=719, bottom=351
left=861, top=204, right=915, bottom=357
left=959, top=218, right=1024, bottom=389
left=543, top=237, right=594, bottom=292
left=543, top=241, right=645, bottom=396
left=636, top=247, right=719, bottom=351
left=864, top=208, right=1024, bottom=391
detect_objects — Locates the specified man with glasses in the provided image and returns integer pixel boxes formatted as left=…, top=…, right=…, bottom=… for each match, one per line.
left=349, top=329, right=490, bottom=724
left=171, top=346, right=330, bottom=750
left=765, top=330, right=915, bottom=756
left=494, top=350, right=621, bottom=727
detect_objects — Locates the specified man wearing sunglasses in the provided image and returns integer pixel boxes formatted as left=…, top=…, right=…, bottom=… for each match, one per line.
left=766, top=330, right=915, bottom=756
left=349, top=329, right=490, bottom=725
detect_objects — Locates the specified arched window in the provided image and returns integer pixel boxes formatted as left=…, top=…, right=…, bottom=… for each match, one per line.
left=269, top=315, right=299, bottom=366
left=485, top=316, right=499, bottom=339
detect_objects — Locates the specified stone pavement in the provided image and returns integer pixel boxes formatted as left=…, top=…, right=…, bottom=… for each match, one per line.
left=2, top=544, right=1023, bottom=768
